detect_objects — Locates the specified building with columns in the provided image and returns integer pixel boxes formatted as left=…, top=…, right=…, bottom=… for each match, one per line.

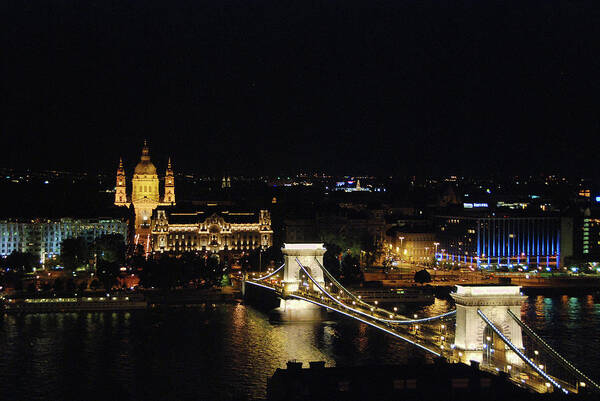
left=150, top=203, right=273, bottom=255
left=114, top=141, right=175, bottom=236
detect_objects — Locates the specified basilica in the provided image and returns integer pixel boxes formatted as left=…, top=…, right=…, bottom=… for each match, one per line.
left=114, top=141, right=175, bottom=235
left=114, top=142, right=273, bottom=255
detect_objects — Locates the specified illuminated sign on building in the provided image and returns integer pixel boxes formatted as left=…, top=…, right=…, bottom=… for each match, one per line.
left=463, top=203, right=488, bottom=209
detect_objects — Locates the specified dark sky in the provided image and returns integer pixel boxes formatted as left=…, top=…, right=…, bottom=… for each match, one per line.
left=2, top=1, right=599, bottom=176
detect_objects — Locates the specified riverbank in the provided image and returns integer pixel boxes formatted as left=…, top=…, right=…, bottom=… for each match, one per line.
left=1, top=287, right=243, bottom=313
left=2, top=294, right=147, bottom=313
left=365, top=270, right=600, bottom=296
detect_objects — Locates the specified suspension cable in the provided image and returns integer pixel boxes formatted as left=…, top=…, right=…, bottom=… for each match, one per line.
left=245, top=280, right=278, bottom=291
left=313, top=257, right=373, bottom=309
left=251, top=263, right=284, bottom=281
left=288, top=293, right=441, bottom=357
left=507, top=309, right=600, bottom=391
left=296, top=258, right=455, bottom=324
left=477, top=309, right=567, bottom=394
left=313, top=257, right=456, bottom=322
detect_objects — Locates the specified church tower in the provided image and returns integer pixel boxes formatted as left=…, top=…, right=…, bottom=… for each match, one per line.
left=163, top=157, right=175, bottom=204
left=131, top=141, right=160, bottom=234
left=113, top=141, right=174, bottom=240
left=221, top=176, right=231, bottom=189
left=114, top=158, right=128, bottom=206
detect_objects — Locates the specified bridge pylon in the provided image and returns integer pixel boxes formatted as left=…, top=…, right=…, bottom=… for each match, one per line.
left=272, top=243, right=328, bottom=321
left=281, top=243, right=326, bottom=295
left=451, top=284, right=526, bottom=365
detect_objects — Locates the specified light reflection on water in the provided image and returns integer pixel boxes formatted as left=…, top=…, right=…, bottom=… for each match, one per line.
left=1, top=295, right=599, bottom=400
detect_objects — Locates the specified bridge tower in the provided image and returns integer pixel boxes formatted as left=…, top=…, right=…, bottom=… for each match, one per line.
left=451, top=285, right=526, bottom=364
left=272, top=243, right=327, bottom=321
left=281, top=243, right=326, bottom=294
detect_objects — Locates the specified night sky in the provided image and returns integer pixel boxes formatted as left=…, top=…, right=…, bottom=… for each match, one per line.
left=2, top=1, right=599, bottom=176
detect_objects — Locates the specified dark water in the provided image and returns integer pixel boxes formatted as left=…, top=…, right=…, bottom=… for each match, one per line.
left=1, top=295, right=599, bottom=400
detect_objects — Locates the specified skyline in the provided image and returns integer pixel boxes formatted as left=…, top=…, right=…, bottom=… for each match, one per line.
left=3, top=2, right=600, bottom=400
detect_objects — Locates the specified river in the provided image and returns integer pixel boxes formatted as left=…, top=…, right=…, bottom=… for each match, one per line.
left=1, top=294, right=599, bottom=400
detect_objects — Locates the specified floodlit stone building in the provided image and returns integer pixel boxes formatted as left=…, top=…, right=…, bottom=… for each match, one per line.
left=114, top=141, right=175, bottom=235
left=150, top=204, right=273, bottom=254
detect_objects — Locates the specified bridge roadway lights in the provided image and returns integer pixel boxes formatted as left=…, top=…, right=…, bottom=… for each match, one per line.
left=451, top=285, right=526, bottom=366
left=270, top=243, right=328, bottom=322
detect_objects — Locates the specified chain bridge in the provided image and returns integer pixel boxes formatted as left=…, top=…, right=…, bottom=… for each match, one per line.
left=242, top=243, right=599, bottom=395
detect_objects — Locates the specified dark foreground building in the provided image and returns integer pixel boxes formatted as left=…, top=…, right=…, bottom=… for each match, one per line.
left=267, top=359, right=587, bottom=401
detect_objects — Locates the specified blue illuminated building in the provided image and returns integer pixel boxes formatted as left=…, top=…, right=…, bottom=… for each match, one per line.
left=0, top=218, right=128, bottom=263
left=435, top=215, right=561, bottom=270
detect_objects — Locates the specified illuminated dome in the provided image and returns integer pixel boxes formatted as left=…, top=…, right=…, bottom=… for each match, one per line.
left=134, top=142, right=157, bottom=176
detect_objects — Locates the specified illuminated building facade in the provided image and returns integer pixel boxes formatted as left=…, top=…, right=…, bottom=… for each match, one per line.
left=114, top=141, right=175, bottom=236
left=560, top=211, right=600, bottom=267
left=385, top=228, right=437, bottom=262
left=0, top=218, right=127, bottom=262
left=582, top=217, right=600, bottom=257
left=150, top=205, right=272, bottom=254
left=435, top=215, right=561, bottom=270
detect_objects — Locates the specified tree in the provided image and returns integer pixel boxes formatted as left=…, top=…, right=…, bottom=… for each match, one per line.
left=78, top=280, right=88, bottom=292
left=414, top=269, right=432, bottom=285
left=96, top=259, right=120, bottom=290
left=321, top=231, right=362, bottom=259
left=60, top=238, right=88, bottom=270
left=360, top=233, right=383, bottom=268
left=94, top=234, right=126, bottom=265
left=323, top=242, right=343, bottom=279
left=4, top=251, right=38, bottom=273
left=66, top=278, right=76, bottom=292
left=341, top=253, right=362, bottom=283
left=90, top=279, right=101, bottom=290
left=91, top=234, right=126, bottom=290
left=53, top=277, right=65, bottom=292
left=129, top=244, right=147, bottom=269
left=220, top=273, right=231, bottom=287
